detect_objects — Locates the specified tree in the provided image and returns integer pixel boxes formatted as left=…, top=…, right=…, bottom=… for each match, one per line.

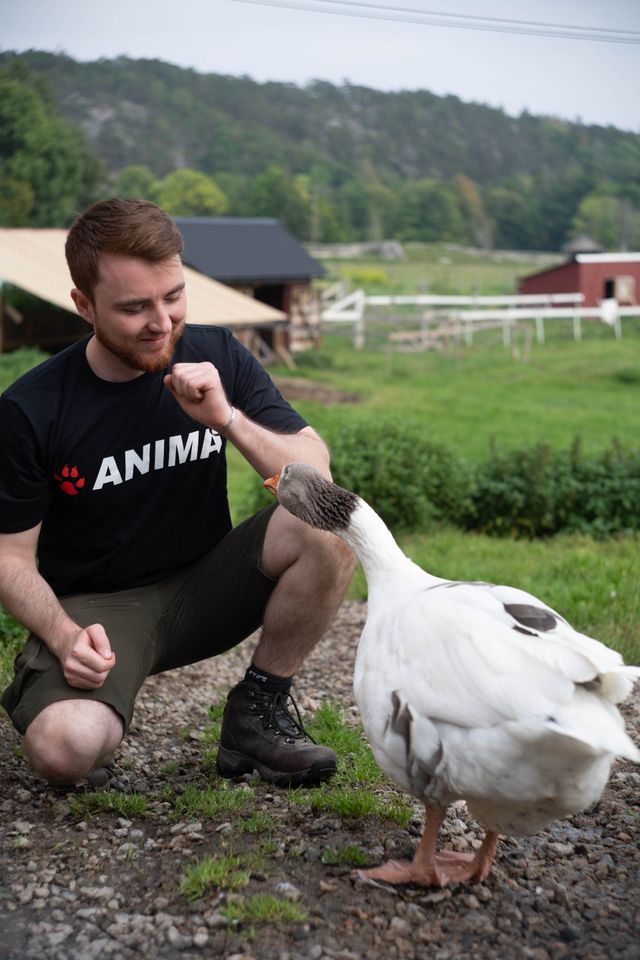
left=486, top=177, right=543, bottom=250
left=113, top=164, right=159, bottom=200
left=0, top=175, right=34, bottom=226
left=572, top=191, right=640, bottom=250
left=0, top=60, right=104, bottom=226
left=393, top=179, right=465, bottom=243
left=452, top=174, right=491, bottom=248
left=155, top=169, right=228, bottom=216
left=245, top=166, right=309, bottom=238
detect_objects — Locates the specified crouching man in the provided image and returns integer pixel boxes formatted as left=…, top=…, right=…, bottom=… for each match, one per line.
left=0, top=198, right=354, bottom=787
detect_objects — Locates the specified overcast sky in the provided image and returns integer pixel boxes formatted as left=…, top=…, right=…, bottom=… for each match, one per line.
left=3, top=0, right=639, bottom=132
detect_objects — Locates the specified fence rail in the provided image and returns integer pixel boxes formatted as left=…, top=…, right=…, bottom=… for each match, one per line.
left=321, top=289, right=640, bottom=349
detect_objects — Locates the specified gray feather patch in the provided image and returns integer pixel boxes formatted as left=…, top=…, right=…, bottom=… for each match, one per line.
left=389, top=691, right=441, bottom=797
left=504, top=603, right=557, bottom=632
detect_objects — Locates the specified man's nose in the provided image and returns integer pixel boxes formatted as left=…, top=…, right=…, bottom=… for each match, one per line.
left=147, top=304, right=173, bottom=332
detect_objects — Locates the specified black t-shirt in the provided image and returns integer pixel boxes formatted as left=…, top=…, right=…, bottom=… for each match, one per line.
left=0, top=325, right=307, bottom=596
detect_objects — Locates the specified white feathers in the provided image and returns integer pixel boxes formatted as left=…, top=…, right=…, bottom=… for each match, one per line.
left=274, top=463, right=640, bottom=839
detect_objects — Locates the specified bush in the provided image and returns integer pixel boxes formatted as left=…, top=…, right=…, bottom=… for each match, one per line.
left=326, top=415, right=473, bottom=533
left=560, top=440, right=640, bottom=537
left=237, top=415, right=472, bottom=533
left=463, top=439, right=640, bottom=539
left=462, top=442, right=565, bottom=537
left=237, top=419, right=640, bottom=541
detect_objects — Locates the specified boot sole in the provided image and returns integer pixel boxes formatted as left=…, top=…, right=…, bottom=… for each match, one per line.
left=216, top=747, right=336, bottom=788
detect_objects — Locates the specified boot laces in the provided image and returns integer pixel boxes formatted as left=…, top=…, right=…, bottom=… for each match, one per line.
left=253, top=689, right=316, bottom=743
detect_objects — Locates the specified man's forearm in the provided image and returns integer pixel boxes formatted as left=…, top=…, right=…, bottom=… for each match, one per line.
left=0, top=559, right=79, bottom=658
left=224, top=415, right=331, bottom=480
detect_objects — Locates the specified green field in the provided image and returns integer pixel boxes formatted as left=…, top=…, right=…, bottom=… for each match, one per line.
left=265, top=331, right=640, bottom=461
left=321, top=242, right=562, bottom=297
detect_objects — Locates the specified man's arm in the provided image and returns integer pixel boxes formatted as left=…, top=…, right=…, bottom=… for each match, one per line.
left=164, top=362, right=332, bottom=479
left=0, top=525, right=115, bottom=689
left=223, top=418, right=329, bottom=480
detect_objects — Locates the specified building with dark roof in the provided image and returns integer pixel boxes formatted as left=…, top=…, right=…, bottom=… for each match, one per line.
left=175, top=218, right=325, bottom=362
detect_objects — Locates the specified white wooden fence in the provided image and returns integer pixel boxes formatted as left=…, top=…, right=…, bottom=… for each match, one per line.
left=321, top=290, right=639, bottom=350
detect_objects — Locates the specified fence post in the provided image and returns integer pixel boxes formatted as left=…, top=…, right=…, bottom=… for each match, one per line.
left=572, top=315, right=581, bottom=341
left=353, top=290, right=365, bottom=350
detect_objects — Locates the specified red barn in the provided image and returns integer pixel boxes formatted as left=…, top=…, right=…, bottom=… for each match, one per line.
left=519, top=253, right=640, bottom=308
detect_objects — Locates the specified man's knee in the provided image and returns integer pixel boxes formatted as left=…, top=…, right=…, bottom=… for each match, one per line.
left=23, top=699, right=123, bottom=784
left=262, top=504, right=355, bottom=584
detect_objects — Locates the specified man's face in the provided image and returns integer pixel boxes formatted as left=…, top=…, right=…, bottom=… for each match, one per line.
left=73, top=252, right=187, bottom=375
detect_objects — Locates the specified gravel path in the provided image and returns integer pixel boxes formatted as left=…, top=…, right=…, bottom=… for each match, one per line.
left=1, top=601, right=639, bottom=960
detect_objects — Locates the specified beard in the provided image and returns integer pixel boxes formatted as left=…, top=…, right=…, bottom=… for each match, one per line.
left=93, top=318, right=186, bottom=373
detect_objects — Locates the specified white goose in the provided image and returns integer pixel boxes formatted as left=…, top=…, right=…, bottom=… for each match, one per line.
left=265, top=462, right=640, bottom=887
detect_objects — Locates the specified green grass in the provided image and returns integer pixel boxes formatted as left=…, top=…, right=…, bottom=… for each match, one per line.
left=236, top=811, right=274, bottom=835
left=305, top=701, right=383, bottom=785
left=322, top=844, right=371, bottom=867
left=272, top=332, right=640, bottom=462
left=286, top=702, right=413, bottom=824
left=322, top=242, right=562, bottom=297
left=0, top=609, right=27, bottom=691
left=67, top=792, right=149, bottom=818
left=221, top=893, right=308, bottom=928
left=180, top=852, right=252, bottom=900
left=290, top=784, right=412, bottom=823
left=201, top=704, right=225, bottom=770
left=172, top=783, right=255, bottom=821
left=160, top=759, right=179, bottom=776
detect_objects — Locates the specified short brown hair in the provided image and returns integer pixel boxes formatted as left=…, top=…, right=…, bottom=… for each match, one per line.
left=65, top=198, right=184, bottom=299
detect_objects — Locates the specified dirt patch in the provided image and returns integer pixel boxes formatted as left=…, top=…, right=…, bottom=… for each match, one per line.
left=1, top=601, right=639, bottom=960
left=274, top=377, right=360, bottom=406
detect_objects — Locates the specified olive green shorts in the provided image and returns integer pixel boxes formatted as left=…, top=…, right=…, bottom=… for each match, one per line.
left=1, top=505, right=278, bottom=735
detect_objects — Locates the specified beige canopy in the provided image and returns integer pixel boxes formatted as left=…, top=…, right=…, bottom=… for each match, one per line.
left=0, top=228, right=285, bottom=326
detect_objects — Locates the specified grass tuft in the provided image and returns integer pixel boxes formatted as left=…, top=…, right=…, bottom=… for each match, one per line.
left=221, top=893, right=308, bottom=928
left=68, top=791, right=148, bottom=818
left=291, top=783, right=412, bottom=823
left=172, top=783, right=255, bottom=821
left=180, top=853, right=252, bottom=900
left=322, top=844, right=371, bottom=867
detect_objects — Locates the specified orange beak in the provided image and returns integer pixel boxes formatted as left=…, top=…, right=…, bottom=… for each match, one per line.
left=264, top=473, right=280, bottom=497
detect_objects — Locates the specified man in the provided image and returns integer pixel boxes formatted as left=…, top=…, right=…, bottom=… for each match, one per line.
left=0, top=198, right=354, bottom=788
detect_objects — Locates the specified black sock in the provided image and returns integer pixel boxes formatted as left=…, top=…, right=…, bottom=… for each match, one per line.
left=244, top=663, right=293, bottom=693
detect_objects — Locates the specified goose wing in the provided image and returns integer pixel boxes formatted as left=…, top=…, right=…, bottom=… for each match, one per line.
left=359, top=580, right=639, bottom=744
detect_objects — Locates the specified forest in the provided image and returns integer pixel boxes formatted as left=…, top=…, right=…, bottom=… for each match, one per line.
left=1, top=50, right=639, bottom=251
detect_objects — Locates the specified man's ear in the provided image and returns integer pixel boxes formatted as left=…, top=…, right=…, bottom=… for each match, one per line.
left=70, top=288, right=96, bottom=326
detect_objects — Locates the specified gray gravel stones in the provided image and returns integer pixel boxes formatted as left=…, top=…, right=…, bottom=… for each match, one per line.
left=1, top=601, right=639, bottom=959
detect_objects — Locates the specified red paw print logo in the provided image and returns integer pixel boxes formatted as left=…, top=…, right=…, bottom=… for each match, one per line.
left=54, top=464, right=86, bottom=496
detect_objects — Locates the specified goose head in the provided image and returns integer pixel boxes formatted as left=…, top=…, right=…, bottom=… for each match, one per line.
left=264, top=462, right=359, bottom=534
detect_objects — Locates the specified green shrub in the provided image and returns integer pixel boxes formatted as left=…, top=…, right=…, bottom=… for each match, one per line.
left=560, top=440, right=640, bottom=537
left=238, top=414, right=472, bottom=532
left=463, top=439, right=640, bottom=539
left=326, top=415, right=473, bottom=533
left=237, top=416, right=640, bottom=541
left=462, top=442, right=564, bottom=537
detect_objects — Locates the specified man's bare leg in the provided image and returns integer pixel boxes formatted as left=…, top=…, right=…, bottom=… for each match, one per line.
left=23, top=699, right=123, bottom=785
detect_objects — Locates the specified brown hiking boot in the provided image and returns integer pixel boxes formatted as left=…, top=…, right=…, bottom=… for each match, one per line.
left=216, top=680, right=336, bottom=787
